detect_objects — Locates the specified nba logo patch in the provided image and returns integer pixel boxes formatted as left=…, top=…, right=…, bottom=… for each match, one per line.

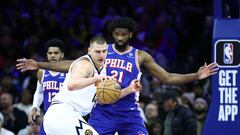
left=223, top=43, right=233, bottom=64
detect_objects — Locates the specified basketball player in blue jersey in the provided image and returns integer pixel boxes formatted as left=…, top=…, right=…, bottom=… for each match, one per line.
left=28, top=39, right=66, bottom=135
left=88, top=17, right=218, bottom=135
left=16, top=17, right=218, bottom=135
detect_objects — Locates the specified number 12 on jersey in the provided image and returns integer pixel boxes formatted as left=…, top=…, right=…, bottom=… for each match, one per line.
left=48, top=92, right=57, bottom=102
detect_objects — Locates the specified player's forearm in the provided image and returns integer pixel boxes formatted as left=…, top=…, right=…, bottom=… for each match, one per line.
left=32, top=96, right=43, bottom=110
left=163, top=73, right=198, bottom=84
left=32, top=82, right=43, bottom=109
left=67, top=77, right=98, bottom=91
left=37, top=60, right=73, bottom=72
left=120, top=87, right=133, bottom=98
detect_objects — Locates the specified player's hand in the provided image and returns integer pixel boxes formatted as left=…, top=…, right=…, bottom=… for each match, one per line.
left=197, top=62, right=219, bottom=80
left=16, top=58, right=39, bottom=72
left=94, top=76, right=114, bottom=86
left=28, top=108, right=38, bottom=124
left=129, top=79, right=142, bottom=93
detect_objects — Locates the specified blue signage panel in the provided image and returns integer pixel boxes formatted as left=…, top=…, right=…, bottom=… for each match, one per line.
left=203, top=39, right=240, bottom=135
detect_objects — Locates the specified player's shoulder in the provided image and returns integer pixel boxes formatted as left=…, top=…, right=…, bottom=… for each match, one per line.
left=72, top=56, right=92, bottom=69
left=137, top=49, right=152, bottom=59
left=37, top=69, right=44, bottom=80
left=74, top=58, right=91, bottom=66
left=137, top=49, right=154, bottom=66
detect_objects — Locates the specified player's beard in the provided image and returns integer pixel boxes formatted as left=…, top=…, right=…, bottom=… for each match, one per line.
left=114, top=40, right=129, bottom=52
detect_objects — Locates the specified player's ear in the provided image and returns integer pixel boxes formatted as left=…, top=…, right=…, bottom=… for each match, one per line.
left=88, top=47, right=92, bottom=53
left=61, top=53, right=64, bottom=59
left=130, top=32, right=133, bottom=38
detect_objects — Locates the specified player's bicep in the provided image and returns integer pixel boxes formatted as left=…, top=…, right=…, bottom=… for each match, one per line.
left=37, top=69, right=43, bottom=84
left=69, top=60, right=92, bottom=81
left=141, top=51, right=169, bottom=82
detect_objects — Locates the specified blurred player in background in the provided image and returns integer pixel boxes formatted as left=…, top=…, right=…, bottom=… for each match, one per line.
left=28, top=39, right=66, bottom=135
left=16, top=17, right=218, bottom=135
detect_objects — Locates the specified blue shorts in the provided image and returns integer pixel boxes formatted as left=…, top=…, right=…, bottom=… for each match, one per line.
left=89, top=105, right=148, bottom=135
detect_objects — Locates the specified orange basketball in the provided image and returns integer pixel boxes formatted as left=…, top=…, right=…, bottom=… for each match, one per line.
left=96, top=80, right=121, bottom=104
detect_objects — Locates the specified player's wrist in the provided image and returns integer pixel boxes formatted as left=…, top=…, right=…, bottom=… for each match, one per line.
left=36, top=62, right=40, bottom=70
left=31, top=107, right=38, bottom=112
left=195, top=72, right=201, bottom=80
left=94, top=77, right=100, bottom=83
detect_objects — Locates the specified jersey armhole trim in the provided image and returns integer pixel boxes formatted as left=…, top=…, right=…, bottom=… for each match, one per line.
left=135, top=49, right=141, bottom=72
left=40, top=70, right=45, bottom=84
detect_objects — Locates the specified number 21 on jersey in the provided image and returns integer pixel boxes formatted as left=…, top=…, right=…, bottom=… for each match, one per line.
left=111, top=70, right=124, bottom=83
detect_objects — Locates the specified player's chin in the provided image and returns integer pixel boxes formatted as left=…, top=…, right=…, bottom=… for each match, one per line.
left=117, top=42, right=125, bottom=45
left=98, top=60, right=104, bottom=65
left=49, top=60, right=57, bottom=62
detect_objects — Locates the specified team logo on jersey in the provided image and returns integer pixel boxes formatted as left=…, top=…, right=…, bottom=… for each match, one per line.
left=223, top=43, right=233, bottom=64
left=85, top=129, right=93, bottom=135
left=127, top=52, right=134, bottom=58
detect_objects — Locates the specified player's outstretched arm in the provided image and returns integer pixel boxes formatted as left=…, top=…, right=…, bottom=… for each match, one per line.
left=16, top=58, right=73, bottom=72
left=120, top=79, right=142, bottom=98
left=140, top=50, right=219, bottom=84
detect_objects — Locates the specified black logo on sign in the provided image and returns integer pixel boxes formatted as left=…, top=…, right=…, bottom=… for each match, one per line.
left=215, top=40, right=240, bottom=67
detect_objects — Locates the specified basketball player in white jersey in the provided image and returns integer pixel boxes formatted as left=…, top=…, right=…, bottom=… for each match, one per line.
left=42, top=35, right=142, bottom=135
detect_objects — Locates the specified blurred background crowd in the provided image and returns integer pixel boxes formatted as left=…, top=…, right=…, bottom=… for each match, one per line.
left=0, top=0, right=238, bottom=135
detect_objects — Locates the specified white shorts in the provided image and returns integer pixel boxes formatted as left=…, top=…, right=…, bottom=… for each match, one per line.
left=43, top=103, right=98, bottom=135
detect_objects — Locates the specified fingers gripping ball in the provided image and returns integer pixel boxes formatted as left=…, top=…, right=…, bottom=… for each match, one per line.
left=96, top=80, right=121, bottom=104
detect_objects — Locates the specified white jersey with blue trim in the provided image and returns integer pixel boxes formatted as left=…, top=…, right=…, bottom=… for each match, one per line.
left=52, top=54, right=106, bottom=116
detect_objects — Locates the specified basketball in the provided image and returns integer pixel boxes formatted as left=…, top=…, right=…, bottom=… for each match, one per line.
left=96, top=80, right=121, bottom=104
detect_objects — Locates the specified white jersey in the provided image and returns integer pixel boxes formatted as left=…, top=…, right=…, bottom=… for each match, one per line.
left=52, top=54, right=106, bottom=116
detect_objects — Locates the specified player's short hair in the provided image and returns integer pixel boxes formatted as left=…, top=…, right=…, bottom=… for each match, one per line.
left=90, top=35, right=107, bottom=47
left=45, top=38, right=65, bottom=52
left=109, top=17, right=136, bottom=33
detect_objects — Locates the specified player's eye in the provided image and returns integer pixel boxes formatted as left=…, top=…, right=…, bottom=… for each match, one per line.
left=122, top=32, right=129, bottom=36
left=102, top=50, right=107, bottom=53
left=95, top=50, right=101, bottom=53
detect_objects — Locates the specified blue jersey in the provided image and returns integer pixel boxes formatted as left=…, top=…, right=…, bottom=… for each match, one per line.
left=41, top=70, right=66, bottom=113
left=105, top=44, right=142, bottom=110
left=91, top=44, right=143, bottom=119
left=89, top=44, right=148, bottom=134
